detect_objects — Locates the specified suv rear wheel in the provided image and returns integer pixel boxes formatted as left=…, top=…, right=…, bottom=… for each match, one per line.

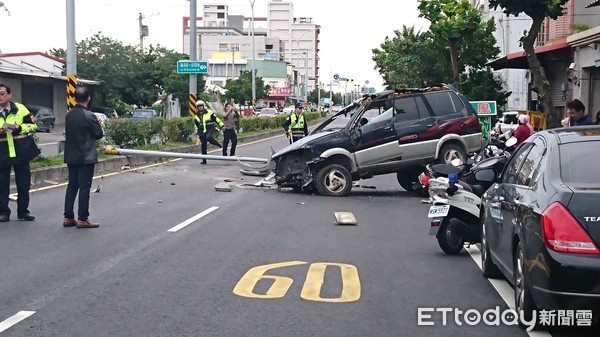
left=315, top=164, right=352, bottom=197
left=437, top=143, right=467, bottom=165
left=396, top=167, right=428, bottom=195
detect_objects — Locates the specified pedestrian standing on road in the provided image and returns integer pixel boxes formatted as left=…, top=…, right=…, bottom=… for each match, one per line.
left=282, top=102, right=308, bottom=144
left=194, top=100, right=224, bottom=164
left=566, top=99, right=594, bottom=126
left=222, top=102, right=238, bottom=156
left=0, top=84, right=40, bottom=222
left=63, top=86, right=104, bottom=228
left=595, top=111, right=600, bottom=125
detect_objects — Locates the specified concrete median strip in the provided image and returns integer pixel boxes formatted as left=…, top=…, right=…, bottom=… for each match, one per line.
left=17, top=119, right=327, bottom=194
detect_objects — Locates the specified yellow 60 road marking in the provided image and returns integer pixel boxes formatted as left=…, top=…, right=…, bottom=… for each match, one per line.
left=233, top=261, right=361, bottom=303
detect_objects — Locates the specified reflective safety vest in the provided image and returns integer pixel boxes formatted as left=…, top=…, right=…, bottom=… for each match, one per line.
left=289, top=113, right=305, bottom=138
left=0, top=102, right=38, bottom=161
left=194, top=109, right=223, bottom=133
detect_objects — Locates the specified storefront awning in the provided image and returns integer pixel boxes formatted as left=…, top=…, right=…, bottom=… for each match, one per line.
left=488, top=41, right=570, bottom=70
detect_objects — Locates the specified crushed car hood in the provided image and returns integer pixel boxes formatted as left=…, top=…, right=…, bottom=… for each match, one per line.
left=272, top=130, right=339, bottom=158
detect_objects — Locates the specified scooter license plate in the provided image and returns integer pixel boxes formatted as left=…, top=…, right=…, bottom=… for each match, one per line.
left=428, top=205, right=450, bottom=218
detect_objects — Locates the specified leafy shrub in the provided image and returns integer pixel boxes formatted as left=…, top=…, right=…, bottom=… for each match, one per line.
left=105, top=118, right=144, bottom=147
left=163, top=117, right=196, bottom=142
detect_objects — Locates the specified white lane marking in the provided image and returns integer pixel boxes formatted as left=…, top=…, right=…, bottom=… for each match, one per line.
left=465, top=246, right=552, bottom=337
left=39, top=142, right=58, bottom=146
left=0, top=311, right=35, bottom=333
left=168, top=207, right=219, bottom=232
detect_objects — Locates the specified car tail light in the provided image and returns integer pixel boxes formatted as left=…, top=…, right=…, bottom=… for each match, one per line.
left=542, top=202, right=600, bottom=254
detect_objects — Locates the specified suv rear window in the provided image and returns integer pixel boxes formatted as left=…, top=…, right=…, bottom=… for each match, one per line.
left=425, top=91, right=465, bottom=117
left=560, top=142, right=600, bottom=184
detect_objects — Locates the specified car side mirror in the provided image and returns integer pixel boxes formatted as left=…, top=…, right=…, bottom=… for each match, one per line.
left=474, top=168, right=497, bottom=183
left=350, top=128, right=361, bottom=144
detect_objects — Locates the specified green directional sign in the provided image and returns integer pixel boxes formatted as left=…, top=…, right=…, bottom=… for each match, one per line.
left=177, top=60, right=208, bottom=74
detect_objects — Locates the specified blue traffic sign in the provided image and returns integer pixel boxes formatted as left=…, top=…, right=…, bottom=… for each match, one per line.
left=333, top=74, right=339, bottom=80
left=177, top=60, right=208, bottom=74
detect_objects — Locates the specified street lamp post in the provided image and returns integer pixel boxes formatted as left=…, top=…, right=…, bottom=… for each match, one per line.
left=303, top=52, right=308, bottom=103
left=250, top=0, right=256, bottom=109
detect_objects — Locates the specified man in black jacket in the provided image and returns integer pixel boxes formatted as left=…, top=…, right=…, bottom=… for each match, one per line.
left=63, top=86, right=104, bottom=228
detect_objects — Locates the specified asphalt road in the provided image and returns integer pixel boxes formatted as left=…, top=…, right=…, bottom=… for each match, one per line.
left=1, top=132, right=597, bottom=337
left=35, top=125, right=64, bottom=157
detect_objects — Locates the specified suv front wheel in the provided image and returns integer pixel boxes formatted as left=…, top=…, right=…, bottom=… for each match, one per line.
left=315, top=164, right=352, bottom=197
left=437, top=143, right=467, bottom=165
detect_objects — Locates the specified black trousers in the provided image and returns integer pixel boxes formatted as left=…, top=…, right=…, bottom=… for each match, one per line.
left=222, top=128, right=237, bottom=156
left=64, top=163, right=95, bottom=221
left=0, top=162, right=31, bottom=218
left=199, top=126, right=221, bottom=155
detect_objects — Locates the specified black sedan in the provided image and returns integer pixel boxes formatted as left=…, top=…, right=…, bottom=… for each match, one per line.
left=480, top=126, right=600, bottom=328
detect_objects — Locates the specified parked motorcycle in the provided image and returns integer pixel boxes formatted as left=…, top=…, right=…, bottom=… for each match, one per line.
left=418, top=134, right=511, bottom=192
left=426, top=137, right=516, bottom=254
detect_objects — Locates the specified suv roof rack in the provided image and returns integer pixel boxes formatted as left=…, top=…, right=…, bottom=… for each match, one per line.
left=390, top=83, right=452, bottom=96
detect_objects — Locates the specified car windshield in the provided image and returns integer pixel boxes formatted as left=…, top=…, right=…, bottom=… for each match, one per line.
left=560, top=142, right=600, bottom=184
left=311, top=103, right=361, bottom=133
left=133, top=110, right=155, bottom=118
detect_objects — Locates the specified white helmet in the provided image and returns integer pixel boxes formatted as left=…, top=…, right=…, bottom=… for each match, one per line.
left=518, top=114, right=530, bottom=124
left=196, top=100, right=206, bottom=107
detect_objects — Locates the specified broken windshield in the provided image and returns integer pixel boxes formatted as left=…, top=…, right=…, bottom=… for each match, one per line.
left=311, top=103, right=362, bottom=133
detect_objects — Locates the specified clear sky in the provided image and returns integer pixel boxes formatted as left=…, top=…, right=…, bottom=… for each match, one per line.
left=0, top=0, right=429, bottom=92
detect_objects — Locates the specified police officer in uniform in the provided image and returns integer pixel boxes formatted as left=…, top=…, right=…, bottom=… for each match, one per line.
left=0, top=84, right=40, bottom=222
left=194, top=100, right=224, bottom=164
left=282, top=102, right=308, bottom=144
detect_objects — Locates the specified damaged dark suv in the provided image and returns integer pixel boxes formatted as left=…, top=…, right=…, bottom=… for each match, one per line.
left=272, top=84, right=482, bottom=196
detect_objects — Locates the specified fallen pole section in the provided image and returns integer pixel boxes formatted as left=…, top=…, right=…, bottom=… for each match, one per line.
left=104, top=147, right=269, bottom=163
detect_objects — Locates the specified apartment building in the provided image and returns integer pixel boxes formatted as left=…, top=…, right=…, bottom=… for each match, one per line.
left=484, top=0, right=600, bottom=118
left=182, top=1, right=320, bottom=101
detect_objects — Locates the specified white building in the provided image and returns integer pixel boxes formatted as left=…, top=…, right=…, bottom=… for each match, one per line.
left=267, top=0, right=320, bottom=93
left=182, top=0, right=320, bottom=98
left=472, top=0, right=532, bottom=111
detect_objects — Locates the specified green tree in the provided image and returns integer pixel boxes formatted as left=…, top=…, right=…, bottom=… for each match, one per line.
left=308, top=88, right=334, bottom=104
left=418, top=0, right=487, bottom=90
left=372, top=26, right=451, bottom=88
left=50, top=33, right=204, bottom=114
left=144, top=45, right=205, bottom=113
left=489, top=0, right=569, bottom=123
left=223, top=70, right=269, bottom=105
left=461, top=69, right=511, bottom=110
